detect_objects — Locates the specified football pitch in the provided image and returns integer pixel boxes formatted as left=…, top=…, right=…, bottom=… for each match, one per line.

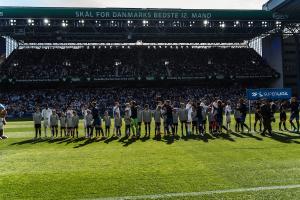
left=1, top=114, right=300, bottom=200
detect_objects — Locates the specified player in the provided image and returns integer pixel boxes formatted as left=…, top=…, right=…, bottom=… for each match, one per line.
left=172, top=108, right=179, bottom=136
left=207, top=106, right=214, bottom=134
left=260, top=100, right=272, bottom=136
left=154, top=105, right=162, bottom=137
left=124, top=110, right=132, bottom=137
left=95, top=111, right=104, bottom=138
left=103, top=111, right=111, bottom=138
left=254, top=101, right=262, bottom=132
left=0, top=103, right=6, bottom=118
left=163, top=100, right=173, bottom=136
left=86, top=110, right=93, bottom=138
left=279, top=101, right=288, bottom=131
left=178, top=103, right=188, bottom=137
left=137, top=106, right=143, bottom=136
left=81, top=105, right=89, bottom=138
left=238, top=99, right=250, bottom=133
left=72, top=111, right=80, bottom=138
left=66, top=111, right=74, bottom=137
left=186, top=100, right=193, bottom=136
left=50, top=110, right=59, bottom=139
left=196, top=102, right=204, bottom=136
left=130, top=101, right=138, bottom=137
left=191, top=104, right=198, bottom=135
left=60, top=112, right=67, bottom=137
left=143, top=104, right=152, bottom=138
left=234, top=104, right=242, bottom=132
left=216, top=100, right=228, bottom=134
left=201, top=102, right=208, bottom=134
left=0, top=117, right=7, bottom=140
left=113, top=102, right=120, bottom=136
left=41, top=104, right=52, bottom=137
left=290, top=97, right=299, bottom=132
left=33, top=107, right=42, bottom=139
left=114, top=112, right=122, bottom=137
left=225, top=101, right=232, bottom=131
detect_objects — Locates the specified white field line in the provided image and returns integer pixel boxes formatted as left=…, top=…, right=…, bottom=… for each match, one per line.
left=84, top=184, right=300, bottom=200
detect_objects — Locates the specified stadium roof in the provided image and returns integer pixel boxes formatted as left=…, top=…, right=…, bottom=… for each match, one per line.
left=263, top=0, right=300, bottom=12
left=0, top=7, right=300, bottom=43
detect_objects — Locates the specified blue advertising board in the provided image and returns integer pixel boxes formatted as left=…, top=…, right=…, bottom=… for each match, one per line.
left=246, top=88, right=292, bottom=100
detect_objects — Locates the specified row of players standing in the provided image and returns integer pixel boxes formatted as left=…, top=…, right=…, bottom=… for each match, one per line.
left=32, top=97, right=300, bottom=139
left=35, top=99, right=249, bottom=139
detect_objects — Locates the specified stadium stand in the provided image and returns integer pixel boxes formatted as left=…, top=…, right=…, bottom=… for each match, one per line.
left=0, top=47, right=278, bottom=81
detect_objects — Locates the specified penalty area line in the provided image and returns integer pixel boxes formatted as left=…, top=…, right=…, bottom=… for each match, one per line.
left=84, top=184, right=300, bottom=200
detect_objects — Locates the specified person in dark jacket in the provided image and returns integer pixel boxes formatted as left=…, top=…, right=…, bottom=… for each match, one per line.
left=238, top=99, right=250, bottom=133
left=260, top=100, right=272, bottom=136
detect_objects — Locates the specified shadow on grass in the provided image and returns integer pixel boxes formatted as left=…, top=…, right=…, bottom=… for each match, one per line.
left=73, top=138, right=97, bottom=148
left=119, top=137, right=137, bottom=147
left=268, top=131, right=300, bottom=144
left=238, top=132, right=263, bottom=141
left=104, top=136, right=118, bottom=144
left=9, top=130, right=300, bottom=148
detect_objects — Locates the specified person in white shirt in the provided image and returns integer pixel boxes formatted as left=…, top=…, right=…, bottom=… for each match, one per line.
left=200, top=102, right=208, bottom=133
left=225, top=101, right=232, bottom=131
left=41, top=104, right=52, bottom=137
left=113, top=102, right=120, bottom=135
left=186, top=100, right=193, bottom=136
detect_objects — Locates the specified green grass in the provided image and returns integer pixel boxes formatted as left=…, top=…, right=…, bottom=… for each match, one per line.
left=1, top=113, right=300, bottom=200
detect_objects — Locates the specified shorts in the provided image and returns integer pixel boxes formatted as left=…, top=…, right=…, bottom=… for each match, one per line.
left=35, top=124, right=41, bottom=129
left=105, top=126, right=110, bottom=129
left=43, top=120, right=49, bottom=127
left=216, top=117, right=223, bottom=126
left=125, top=125, right=131, bottom=129
left=280, top=112, right=287, bottom=121
left=155, top=122, right=161, bottom=126
left=173, top=123, right=178, bottom=126
left=51, top=125, right=58, bottom=129
left=290, top=113, right=299, bottom=121
left=240, top=115, right=246, bottom=123
left=93, top=119, right=101, bottom=127
left=192, top=121, right=198, bottom=126
left=131, top=118, right=138, bottom=127
left=166, top=118, right=173, bottom=127
left=74, top=126, right=78, bottom=129
left=255, top=113, right=262, bottom=121
left=180, top=120, right=187, bottom=124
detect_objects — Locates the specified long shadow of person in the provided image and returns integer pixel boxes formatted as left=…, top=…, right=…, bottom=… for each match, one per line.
left=73, top=138, right=97, bottom=148
left=122, top=137, right=136, bottom=147
left=218, top=133, right=235, bottom=142
left=140, top=136, right=150, bottom=142
left=10, top=138, right=49, bottom=145
left=104, top=136, right=118, bottom=144
left=268, top=131, right=299, bottom=144
left=240, top=132, right=263, bottom=141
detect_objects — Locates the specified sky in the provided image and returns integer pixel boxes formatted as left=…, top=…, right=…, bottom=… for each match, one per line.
left=1, top=0, right=270, bottom=10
